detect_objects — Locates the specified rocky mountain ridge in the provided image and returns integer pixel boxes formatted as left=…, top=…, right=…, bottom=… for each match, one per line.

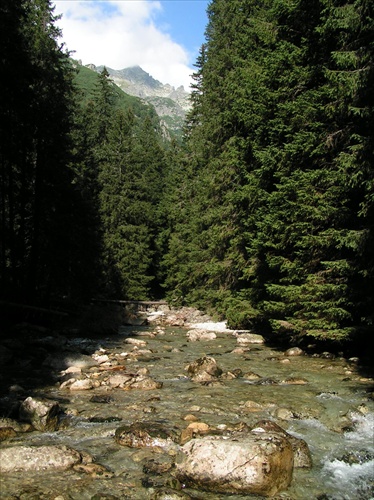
left=87, top=64, right=191, bottom=138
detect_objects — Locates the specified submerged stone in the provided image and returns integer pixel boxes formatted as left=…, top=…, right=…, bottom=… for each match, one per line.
left=236, top=333, right=265, bottom=344
left=115, top=421, right=180, bottom=450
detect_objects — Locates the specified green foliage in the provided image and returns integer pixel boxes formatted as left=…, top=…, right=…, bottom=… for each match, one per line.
left=225, top=297, right=262, bottom=330
left=73, top=62, right=159, bottom=124
left=73, top=67, right=167, bottom=300
left=98, top=110, right=165, bottom=299
left=2, top=0, right=372, bottom=353
left=162, top=0, right=374, bottom=347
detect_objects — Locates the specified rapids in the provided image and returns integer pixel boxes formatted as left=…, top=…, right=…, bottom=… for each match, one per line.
left=0, top=322, right=373, bottom=499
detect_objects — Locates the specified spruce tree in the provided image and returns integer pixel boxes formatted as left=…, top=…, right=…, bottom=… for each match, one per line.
left=0, top=0, right=76, bottom=304
left=164, top=0, right=373, bottom=346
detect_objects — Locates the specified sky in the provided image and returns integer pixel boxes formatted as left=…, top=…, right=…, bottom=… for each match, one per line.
left=53, top=0, right=210, bottom=90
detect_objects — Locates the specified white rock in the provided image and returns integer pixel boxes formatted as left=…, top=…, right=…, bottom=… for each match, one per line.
left=0, top=445, right=82, bottom=472
left=186, top=329, right=217, bottom=342
left=62, top=365, right=82, bottom=374
left=93, top=354, right=110, bottom=364
left=236, top=333, right=265, bottom=345
left=107, top=374, right=133, bottom=388
left=124, top=338, right=147, bottom=347
left=176, top=432, right=294, bottom=497
left=69, top=379, right=93, bottom=391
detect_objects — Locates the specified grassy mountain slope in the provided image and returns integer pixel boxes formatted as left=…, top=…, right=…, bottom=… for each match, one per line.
left=73, top=62, right=160, bottom=125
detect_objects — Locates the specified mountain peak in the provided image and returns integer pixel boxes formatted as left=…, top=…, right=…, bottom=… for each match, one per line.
left=117, top=66, right=163, bottom=90
left=89, top=63, right=191, bottom=138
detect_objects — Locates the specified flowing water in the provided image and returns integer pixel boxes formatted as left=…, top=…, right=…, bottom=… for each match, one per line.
left=1, top=324, right=373, bottom=499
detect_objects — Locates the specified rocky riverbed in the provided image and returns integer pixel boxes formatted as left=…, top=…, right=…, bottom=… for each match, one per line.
left=0, top=306, right=373, bottom=499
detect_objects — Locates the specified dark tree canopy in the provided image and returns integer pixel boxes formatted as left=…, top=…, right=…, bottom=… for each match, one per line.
left=163, top=0, right=374, bottom=347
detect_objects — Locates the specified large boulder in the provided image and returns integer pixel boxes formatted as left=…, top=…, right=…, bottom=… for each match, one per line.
left=176, top=430, right=294, bottom=497
left=0, top=445, right=82, bottom=472
left=19, top=396, right=60, bottom=431
left=185, top=356, right=222, bottom=382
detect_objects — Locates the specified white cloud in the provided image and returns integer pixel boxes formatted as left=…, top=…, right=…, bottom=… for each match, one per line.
left=53, top=1, right=193, bottom=89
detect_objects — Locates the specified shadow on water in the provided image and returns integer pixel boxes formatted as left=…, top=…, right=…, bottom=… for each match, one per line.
left=262, top=327, right=374, bottom=381
left=0, top=301, right=124, bottom=419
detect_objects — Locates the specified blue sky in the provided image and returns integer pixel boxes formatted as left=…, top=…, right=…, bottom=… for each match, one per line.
left=157, top=1, right=208, bottom=58
left=53, top=0, right=209, bottom=89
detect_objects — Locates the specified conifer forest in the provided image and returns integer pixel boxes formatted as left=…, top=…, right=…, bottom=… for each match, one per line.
left=1, top=0, right=373, bottom=352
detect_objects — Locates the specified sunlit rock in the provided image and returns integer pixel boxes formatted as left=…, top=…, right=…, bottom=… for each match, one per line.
left=243, top=371, right=262, bottom=380
left=285, top=347, right=304, bottom=356
left=0, top=445, right=82, bottom=472
left=19, top=396, right=60, bottom=431
left=124, top=338, right=147, bottom=347
left=274, top=407, right=296, bottom=420
left=176, top=431, right=294, bottom=497
left=281, top=377, right=308, bottom=385
left=252, top=420, right=312, bottom=468
left=186, top=329, right=217, bottom=342
left=180, top=421, right=210, bottom=444
left=69, top=379, right=94, bottom=391
left=185, top=356, right=222, bottom=382
left=93, top=353, right=110, bottom=364
left=126, top=375, right=163, bottom=390
left=235, top=333, right=265, bottom=345
left=107, top=373, right=133, bottom=388
left=241, top=400, right=265, bottom=413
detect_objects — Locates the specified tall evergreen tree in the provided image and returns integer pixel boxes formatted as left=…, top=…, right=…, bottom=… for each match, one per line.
left=250, top=0, right=374, bottom=341
left=0, top=0, right=76, bottom=304
left=99, top=112, right=165, bottom=299
left=164, top=0, right=373, bottom=346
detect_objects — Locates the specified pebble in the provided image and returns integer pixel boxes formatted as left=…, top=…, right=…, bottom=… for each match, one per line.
left=184, top=414, right=198, bottom=422
left=189, top=406, right=201, bottom=412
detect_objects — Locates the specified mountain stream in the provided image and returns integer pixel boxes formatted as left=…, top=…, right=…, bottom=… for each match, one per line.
left=0, top=321, right=373, bottom=499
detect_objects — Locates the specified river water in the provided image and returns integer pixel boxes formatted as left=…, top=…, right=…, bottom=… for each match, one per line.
left=1, top=323, right=373, bottom=499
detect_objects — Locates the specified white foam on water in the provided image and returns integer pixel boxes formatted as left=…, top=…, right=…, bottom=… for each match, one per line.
left=346, top=412, right=374, bottom=447
left=317, top=392, right=346, bottom=401
left=320, top=412, right=374, bottom=499
left=321, top=458, right=374, bottom=499
left=188, top=321, right=233, bottom=332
